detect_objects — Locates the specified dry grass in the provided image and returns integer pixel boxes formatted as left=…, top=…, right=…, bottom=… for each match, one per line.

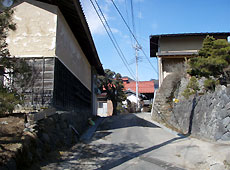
left=0, top=116, right=24, bottom=166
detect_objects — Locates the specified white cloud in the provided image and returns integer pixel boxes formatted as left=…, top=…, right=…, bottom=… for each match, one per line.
left=80, top=0, right=122, bottom=36
left=134, top=0, right=144, bottom=2
left=102, top=0, right=112, bottom=12
left=123, top=34, right=130, bottom=39
left=117, top=0, right=125, bottom=3
left=151, top=23, right=158, bottom=30
left=80, top=0, right=108, bottom=35
left=137, top=12, right=143, bottom=19
left=111, top=28, right=119, bottom=34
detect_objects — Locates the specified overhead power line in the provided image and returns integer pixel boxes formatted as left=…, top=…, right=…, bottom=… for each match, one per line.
left=130, top=0, right=136, bottom=36
left=125, top=0, right=134, bottom=46
left=111, top=0, right=158, bottom=74
left=89, top=0, right=136, bottom=80
left=94, top=0, right=134, bottom=70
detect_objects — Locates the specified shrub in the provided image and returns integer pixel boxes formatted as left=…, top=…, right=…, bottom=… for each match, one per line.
left=182, top=76, right=199, bottom=99
left=204, top=78, right=219, bottom=91
left=117, top=102, right=127, bottom=114
left=187, top=76, right=200, bottom=91
left=0, top=87, right=21, bottom=114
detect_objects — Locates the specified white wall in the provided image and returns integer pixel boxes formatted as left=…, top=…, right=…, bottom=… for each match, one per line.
left=7, top=1, right=57, bottom=57
left=56, top=9, right=92, bottom=91
left=97, top=102, right=108, bottom=117
left=7, top=1, right=92, bottom=91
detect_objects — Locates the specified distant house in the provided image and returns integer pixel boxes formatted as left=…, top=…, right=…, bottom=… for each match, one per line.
left=123, top=78, right=154, bottom=100
left=6, top=0, right=103, bottom=122
left=122, top=78, right=154, bottom=110
left=150, top=32, right=230, bottom=87
left=97, top=93, right=113, bottom=117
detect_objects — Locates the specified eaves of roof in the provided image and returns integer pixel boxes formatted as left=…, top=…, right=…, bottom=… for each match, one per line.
left=150, top=32, right=230, bottom=38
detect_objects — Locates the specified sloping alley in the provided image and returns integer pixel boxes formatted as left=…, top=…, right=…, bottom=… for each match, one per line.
left=37, top=113, right=229, bottom=170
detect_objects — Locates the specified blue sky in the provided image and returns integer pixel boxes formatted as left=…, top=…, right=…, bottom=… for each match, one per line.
left=80, top=0, right=230, bottom=81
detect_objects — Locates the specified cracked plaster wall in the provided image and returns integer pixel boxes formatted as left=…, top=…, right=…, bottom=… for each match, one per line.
left=7, top=1, right=57, bottom=57
left=7, top=1, right=92, bottom=91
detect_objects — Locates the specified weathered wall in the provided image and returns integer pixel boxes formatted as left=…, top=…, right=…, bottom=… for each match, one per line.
left=159, top=35, right=227, bottom=53
left=23, top=58, right=55, bottom=109
left=162, top=58, right=184, bottom=80
left=7, top=1, right=92, bottom=92
left=56, top=9, right=91, bottom=91
left=7, top=1, right=57, bottom=57
left=107, top=100, right=113, bottom=116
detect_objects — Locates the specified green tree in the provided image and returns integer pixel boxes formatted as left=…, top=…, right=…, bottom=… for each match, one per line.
left=97, top=69, right=126, bottom=115
left=188, top=35, right=230, bottom=79
left=0, top=8, right=31, bottom=114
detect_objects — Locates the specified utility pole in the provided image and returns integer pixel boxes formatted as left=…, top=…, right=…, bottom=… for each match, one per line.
left=134, top=43, right=141, bottom=111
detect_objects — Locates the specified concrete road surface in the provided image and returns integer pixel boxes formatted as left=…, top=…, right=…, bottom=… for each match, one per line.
left=39, top=113, right=230, bottom=170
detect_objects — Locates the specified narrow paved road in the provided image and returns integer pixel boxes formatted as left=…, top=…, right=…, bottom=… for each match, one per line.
left=39, top=113, right=228, bottom=170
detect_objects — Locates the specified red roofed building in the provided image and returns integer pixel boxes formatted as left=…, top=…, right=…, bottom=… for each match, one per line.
left=122, top=77, right=155, bottom=106
left=123, top=81, right=154, bottom=94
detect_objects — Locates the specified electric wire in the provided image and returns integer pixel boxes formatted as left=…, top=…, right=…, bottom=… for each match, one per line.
left=111, top=0, right=158, bottom=74
left=130, top=0, right=136, bottom=36
left=125, top=0, right=134, bottom=46
left=89, top=0, right=136, bottom=80
left=137, top=0, right=141, bottom=38
left=94, top=0, right=136, bottom=79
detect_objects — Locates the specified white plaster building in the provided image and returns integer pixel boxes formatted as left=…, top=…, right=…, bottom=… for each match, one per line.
left=6, top=0, right=104, bottom=119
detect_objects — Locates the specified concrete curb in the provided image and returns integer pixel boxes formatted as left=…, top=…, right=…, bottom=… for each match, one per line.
left=80, top=117, right=105, bottom=142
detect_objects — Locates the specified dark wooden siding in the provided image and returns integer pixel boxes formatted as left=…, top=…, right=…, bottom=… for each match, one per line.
left=53, top=58, right=91, bottom=113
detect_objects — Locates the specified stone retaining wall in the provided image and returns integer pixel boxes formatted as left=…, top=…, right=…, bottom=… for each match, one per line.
left=1, top=110, right=92, bottom=170
left=152, top=75, right=230, bottom=142
left=172, top=85, right=230, bottom=141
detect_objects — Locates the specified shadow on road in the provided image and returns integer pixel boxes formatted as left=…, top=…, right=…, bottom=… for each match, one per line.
left=35, top=135, right=186, bottom=170
left=32, top=113, right=186, bottom=170
left=96, top=136, right=186, bottom=170
left=98, top=113, right=159, bottom=131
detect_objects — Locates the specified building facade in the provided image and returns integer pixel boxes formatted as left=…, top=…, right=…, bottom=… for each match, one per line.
left=6, top=0, right=103, bottom=117
left=150, top=33, right=230, bottom=87
left=122, top=77, right=154, bottom=111
left=97, top=93, right=113, bottom=117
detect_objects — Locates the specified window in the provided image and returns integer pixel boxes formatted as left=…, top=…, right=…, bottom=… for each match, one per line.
left=98, top=102, right=103, bottom=108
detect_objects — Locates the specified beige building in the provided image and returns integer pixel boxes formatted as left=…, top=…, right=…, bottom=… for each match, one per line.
left=150, top=33, right=230, bottom=87
left=97, top=94, right=113, bottom=117
left=6, top=0, right=103, bottom=117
